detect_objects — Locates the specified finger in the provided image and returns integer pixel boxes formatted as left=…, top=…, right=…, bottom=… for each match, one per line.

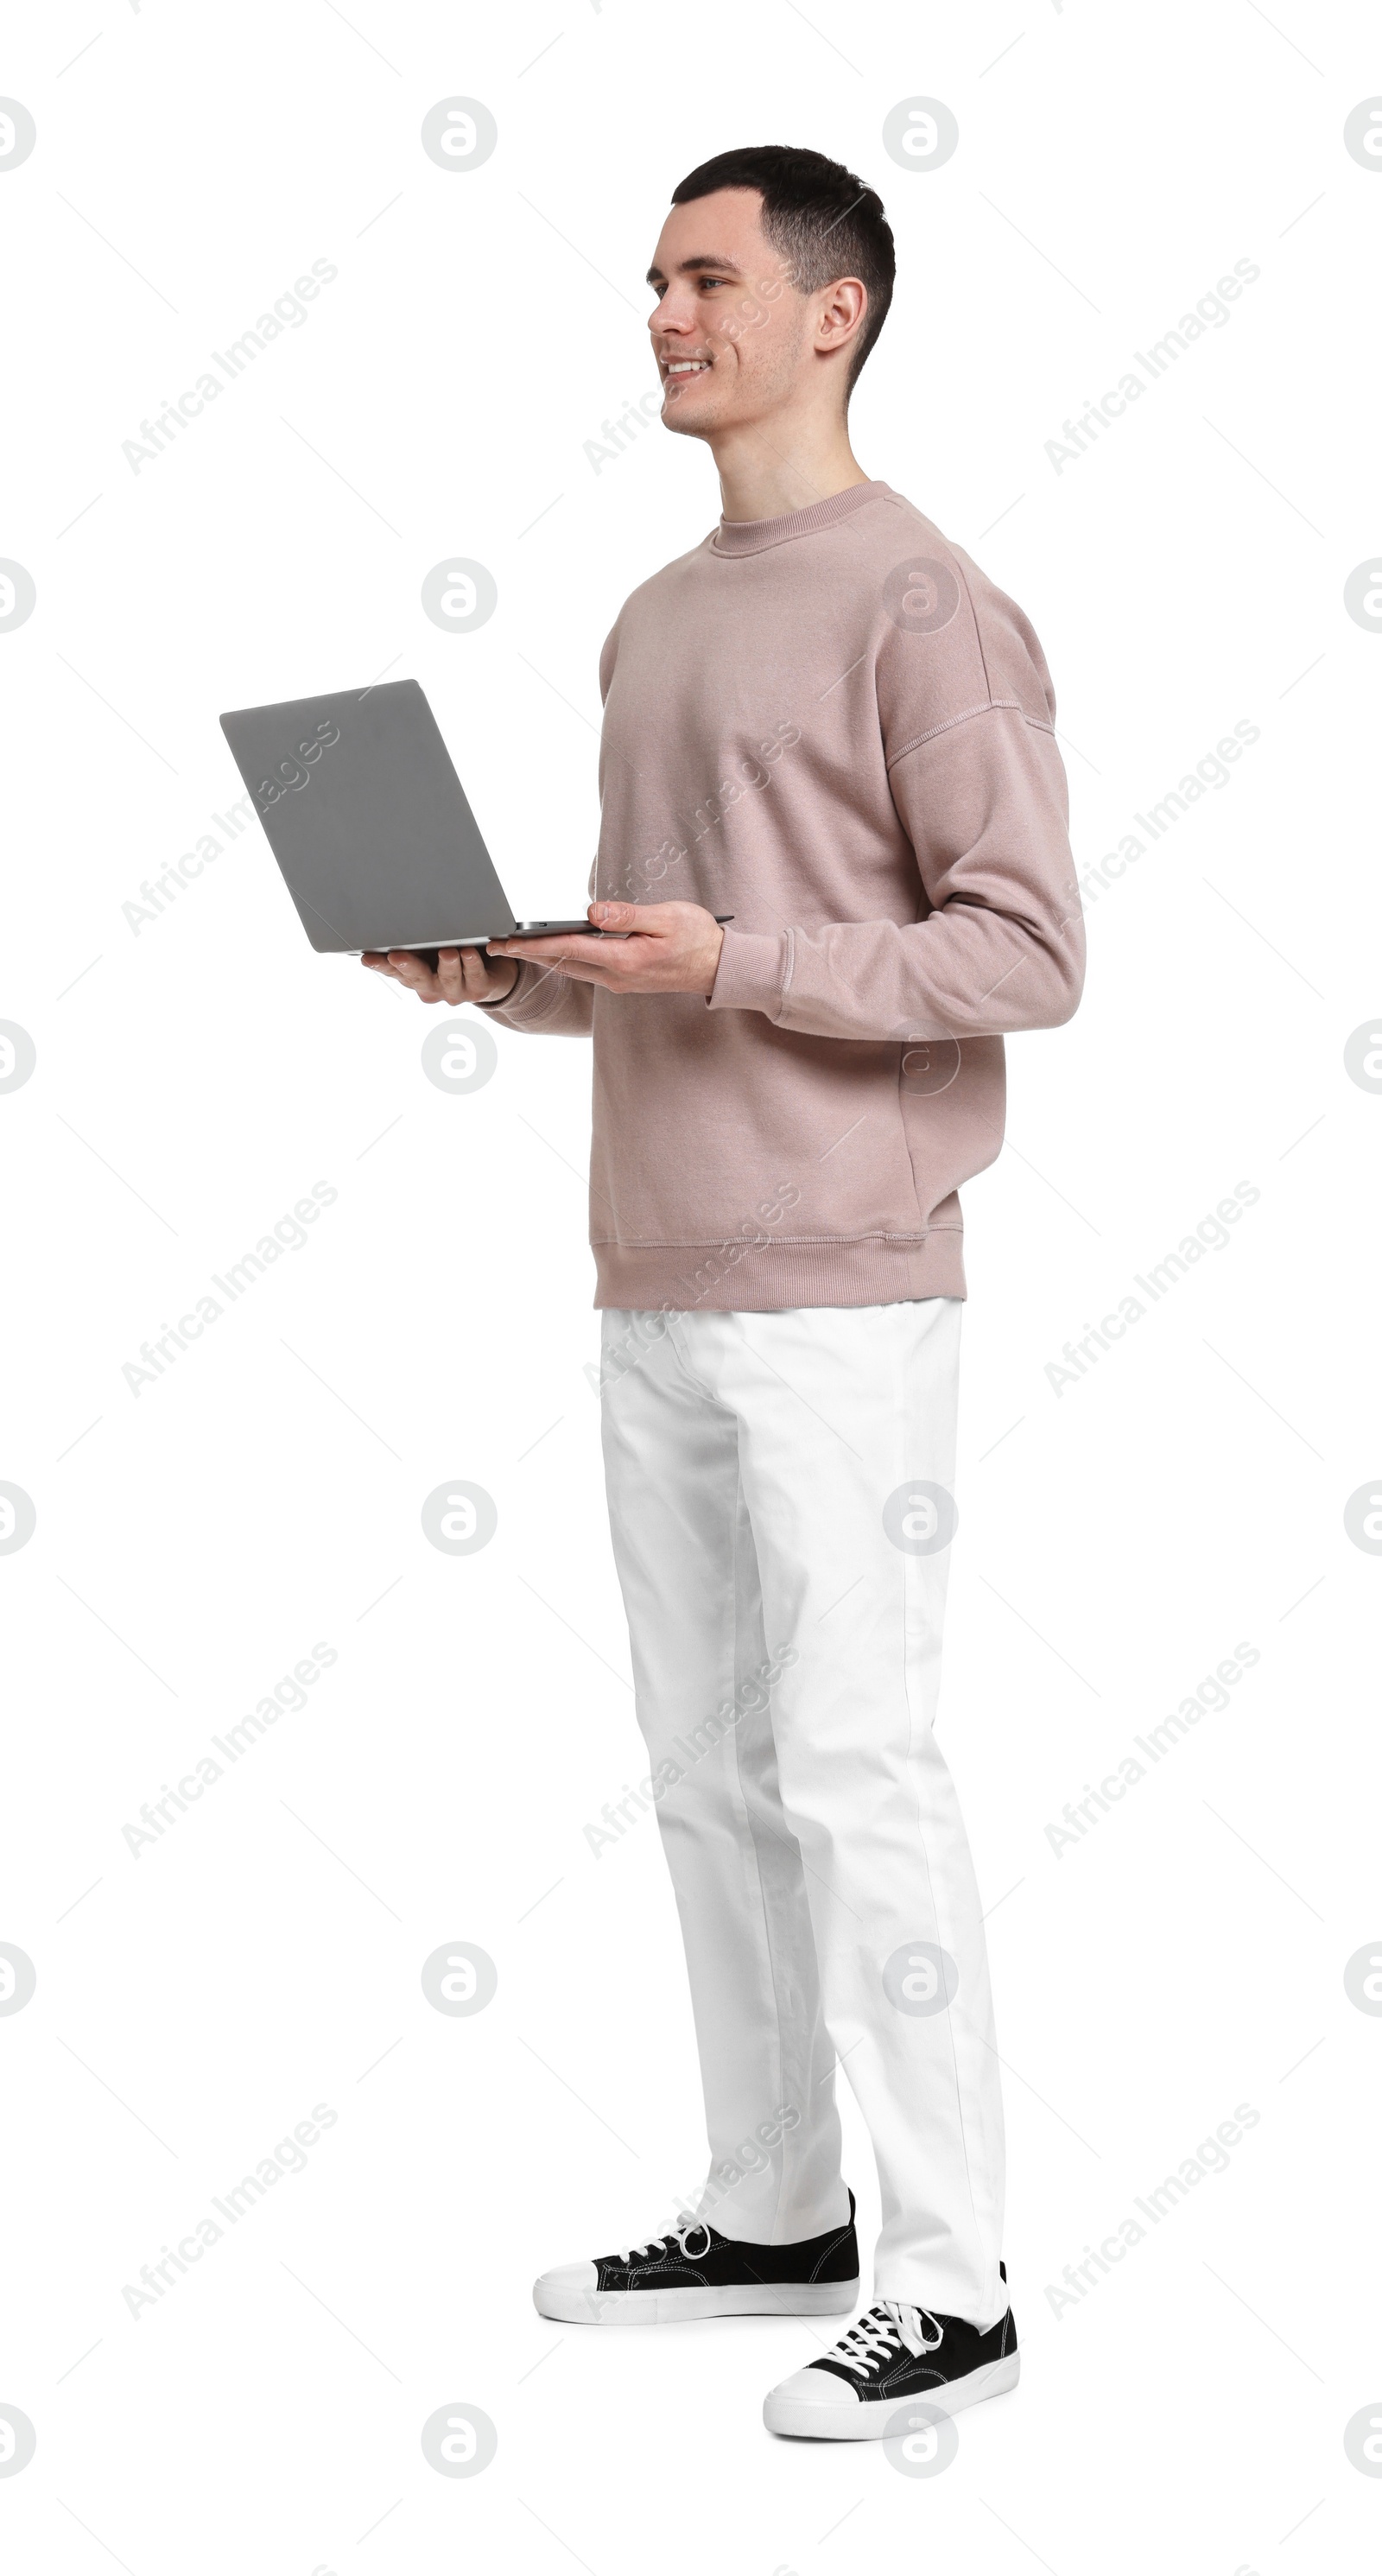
left=460, top=949, right=501, bottom=995
left=486, top=935, right=609, bottom=961
left=486, top=941, right=569, bottom=966
left=536, top=958, right=623, bottom=989
left=491, top=934, right=637, bottom=967
left=558, top=942, right=650, bottom=982
left=435, top=947, right=466, bottom=1004
left=386, top=949, right=442, bottom=1001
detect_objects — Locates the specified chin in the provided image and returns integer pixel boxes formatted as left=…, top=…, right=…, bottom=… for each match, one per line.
left=662, top=403, right=713, bottom=439
left=661, top=389, right=730, bottom=441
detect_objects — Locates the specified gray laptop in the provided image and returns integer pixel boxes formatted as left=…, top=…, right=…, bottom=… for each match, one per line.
left=219, top=677, right=601, bottom=957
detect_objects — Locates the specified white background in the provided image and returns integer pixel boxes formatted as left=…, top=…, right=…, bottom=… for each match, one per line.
left=1, top=1, right=1379, bottom=2569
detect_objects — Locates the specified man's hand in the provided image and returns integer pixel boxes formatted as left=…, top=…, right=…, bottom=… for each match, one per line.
left=360, top=947, right=521, bottom=1006
left=489, top=902, right=725, bottom=994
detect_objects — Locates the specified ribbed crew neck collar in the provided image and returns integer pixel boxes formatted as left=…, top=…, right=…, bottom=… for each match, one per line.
left=709, top=479, right=891, bottom=557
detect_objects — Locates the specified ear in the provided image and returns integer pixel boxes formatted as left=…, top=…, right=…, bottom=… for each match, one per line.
left=814, top=276, right=866, bottom=358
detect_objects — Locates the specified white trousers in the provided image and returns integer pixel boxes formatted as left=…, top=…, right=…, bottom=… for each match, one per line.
left=599, top=1300, right=1006, bottom=2327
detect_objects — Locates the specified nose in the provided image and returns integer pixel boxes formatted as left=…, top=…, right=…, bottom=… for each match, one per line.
left=650, top=284, right=695, bottom=339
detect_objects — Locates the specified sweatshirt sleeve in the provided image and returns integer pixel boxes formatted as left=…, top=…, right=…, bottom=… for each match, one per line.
left=470, top=853, right=598, bottom=1037
left=708, top=567, right=1085, bottom=1047
left=471, top=956, right=594, bottom=1037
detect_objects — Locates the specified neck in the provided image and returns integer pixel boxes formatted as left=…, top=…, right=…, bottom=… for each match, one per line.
left=709, top=409, right=871, bottom=524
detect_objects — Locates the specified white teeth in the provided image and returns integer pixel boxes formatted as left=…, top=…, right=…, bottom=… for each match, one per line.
left=667, top=361, right=710, bottom=374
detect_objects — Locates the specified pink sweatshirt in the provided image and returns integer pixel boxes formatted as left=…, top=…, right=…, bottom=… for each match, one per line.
left=480, top=479, right=1084, bottom=1310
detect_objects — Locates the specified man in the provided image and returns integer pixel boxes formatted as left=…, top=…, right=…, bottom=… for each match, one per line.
left=365, top=144, right=1083, bottom=2440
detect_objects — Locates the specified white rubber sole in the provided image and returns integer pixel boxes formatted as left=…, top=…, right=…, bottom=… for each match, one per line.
left=534, top=2278, right=859, bottom=2326
left=764, top=2350, right=1020, bottom=2440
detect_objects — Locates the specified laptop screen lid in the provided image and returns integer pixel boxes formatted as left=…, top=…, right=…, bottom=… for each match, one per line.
left=219, top=677, right=518, bottom=953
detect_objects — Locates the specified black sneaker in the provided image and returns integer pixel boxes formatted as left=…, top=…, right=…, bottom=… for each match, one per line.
left=764, top=2268, right=1018, bottom=2439
left=533, top=2192, right=859, bottom=2325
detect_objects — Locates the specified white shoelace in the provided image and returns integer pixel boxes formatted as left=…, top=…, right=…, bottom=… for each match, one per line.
left=617, top=2218, right=712, bottom=2264
left=831, top=2300, right=944, bottom=2374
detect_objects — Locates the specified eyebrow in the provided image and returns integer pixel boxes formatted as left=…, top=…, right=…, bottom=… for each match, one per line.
left=645, top=252, right=747, bottom=287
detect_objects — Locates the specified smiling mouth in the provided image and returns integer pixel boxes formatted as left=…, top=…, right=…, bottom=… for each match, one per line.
left=662, top=358, right=712, bottom=380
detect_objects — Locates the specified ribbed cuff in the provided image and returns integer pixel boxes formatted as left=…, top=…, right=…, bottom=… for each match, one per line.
left=472, top=961, right=561, bottom=1025
left=707, top=926, right=788, bottom=1018
left=470, top=965, right=523, bottom=1008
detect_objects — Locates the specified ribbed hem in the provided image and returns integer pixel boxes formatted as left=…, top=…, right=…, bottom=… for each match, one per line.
left=708, top=479, right=892, bottom=558
left=593, top=1229, right=966, bottom=1312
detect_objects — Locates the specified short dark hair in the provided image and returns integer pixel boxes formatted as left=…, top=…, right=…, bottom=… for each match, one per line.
left=669, top=144, right=895, bottom=395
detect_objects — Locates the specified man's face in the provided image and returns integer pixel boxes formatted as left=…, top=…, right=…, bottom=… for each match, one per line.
left=646, top=189, right=813, bottom=439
